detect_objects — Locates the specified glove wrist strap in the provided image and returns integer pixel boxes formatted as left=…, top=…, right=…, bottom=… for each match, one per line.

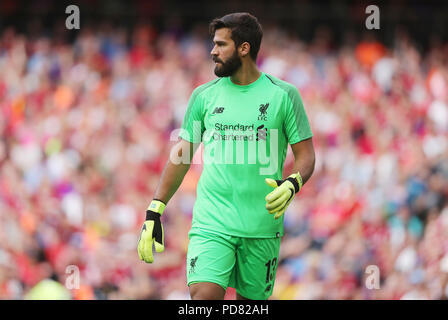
left=146, top=199, right=166, bottom=216
left=287, top=171, right=303, bottom=194
left=146, top=210, right=161, bottom=221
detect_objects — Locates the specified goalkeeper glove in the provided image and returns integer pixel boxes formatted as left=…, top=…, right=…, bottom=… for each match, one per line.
left=138, top=199, right=166, bottom=263
left=265, top=172, right=303, bottom=219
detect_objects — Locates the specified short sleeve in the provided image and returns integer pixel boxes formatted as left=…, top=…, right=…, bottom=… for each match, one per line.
left=283, top=87, right=313, bottom=145
left=179, top=88, right=204, bottom=143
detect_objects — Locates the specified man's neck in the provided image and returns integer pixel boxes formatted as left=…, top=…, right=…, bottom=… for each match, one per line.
left=230, top=61, right=261, bottom=86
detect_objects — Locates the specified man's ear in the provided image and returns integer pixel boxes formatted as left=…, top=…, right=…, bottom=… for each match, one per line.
left=239, top=42, right=251, bottom=58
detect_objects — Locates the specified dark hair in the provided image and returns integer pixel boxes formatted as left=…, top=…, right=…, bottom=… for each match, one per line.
left=209, top=12, right=263, bottom=61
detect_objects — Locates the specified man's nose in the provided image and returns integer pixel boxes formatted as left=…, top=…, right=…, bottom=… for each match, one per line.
left=210, top=45, right=218, bottom=56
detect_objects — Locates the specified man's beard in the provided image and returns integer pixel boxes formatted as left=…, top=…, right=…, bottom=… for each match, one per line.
left=213, top=50, right=242, bottom=77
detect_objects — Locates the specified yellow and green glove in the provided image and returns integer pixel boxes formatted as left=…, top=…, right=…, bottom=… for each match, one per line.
left=265, top=172, right=303, bottom=219
left=138, top=199, right=166, bottom=263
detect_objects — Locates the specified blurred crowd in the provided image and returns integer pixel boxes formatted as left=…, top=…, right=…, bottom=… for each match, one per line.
left=0, top=22, right=447, bottom=300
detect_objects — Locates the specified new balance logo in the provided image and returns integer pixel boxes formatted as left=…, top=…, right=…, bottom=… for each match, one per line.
left=212, top=107, right=225, bottom=115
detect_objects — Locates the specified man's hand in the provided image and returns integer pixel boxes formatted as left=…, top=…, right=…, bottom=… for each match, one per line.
left=265, top=173, right=303, bottom=219
left=138, top=200, right=166, bottom=263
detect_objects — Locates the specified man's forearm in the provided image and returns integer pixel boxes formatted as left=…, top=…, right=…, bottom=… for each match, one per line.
left=153, top=159, right=191, bottom=205
left=289, top=138, right=315, bottom=188
left=152, top=139, right=198, bottom=205
left=293, top=155, right=315, bottom=187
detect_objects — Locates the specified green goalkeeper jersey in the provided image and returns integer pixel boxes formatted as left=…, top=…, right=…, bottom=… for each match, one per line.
left=179, top=72, right=313, bottom=238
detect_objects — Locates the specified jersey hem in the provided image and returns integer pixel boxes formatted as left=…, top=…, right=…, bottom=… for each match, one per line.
left=190, top=225, right=283, bottom=239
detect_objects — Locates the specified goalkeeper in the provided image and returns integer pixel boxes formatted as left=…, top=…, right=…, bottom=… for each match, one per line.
left=138, top=12, right=315, bottom=300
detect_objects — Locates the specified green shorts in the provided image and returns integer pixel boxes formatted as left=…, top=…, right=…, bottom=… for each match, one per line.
left=186, top=227, right=281, bottom=300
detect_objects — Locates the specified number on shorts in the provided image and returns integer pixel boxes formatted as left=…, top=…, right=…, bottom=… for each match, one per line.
left=265, top=257, right=277, bottom=283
